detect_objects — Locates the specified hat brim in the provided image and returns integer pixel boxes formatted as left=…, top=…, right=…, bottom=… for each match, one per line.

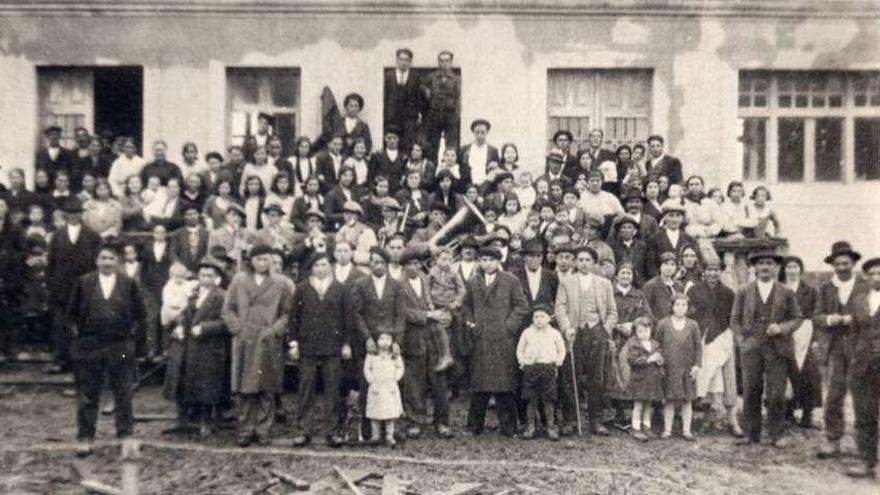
left=862, top=258, right=880, bottom=272
left=823, top=250, right=862, bottom=264
left=748, top=254, right=784, bottom=265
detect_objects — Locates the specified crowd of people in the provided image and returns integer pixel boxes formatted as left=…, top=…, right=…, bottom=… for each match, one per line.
left=0, top=47, right=878, bottom=481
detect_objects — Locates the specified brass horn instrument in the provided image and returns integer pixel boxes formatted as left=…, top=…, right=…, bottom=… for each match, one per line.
left=426, top=197, right=489, bottom=252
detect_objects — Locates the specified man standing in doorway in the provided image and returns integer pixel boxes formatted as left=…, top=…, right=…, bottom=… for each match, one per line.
left=384, top=48, right=423, bottom=153
left=421, top=50, right=461, bottom=157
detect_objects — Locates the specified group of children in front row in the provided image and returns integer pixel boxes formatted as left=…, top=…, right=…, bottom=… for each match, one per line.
left=513, top=293, right=701, bottom=442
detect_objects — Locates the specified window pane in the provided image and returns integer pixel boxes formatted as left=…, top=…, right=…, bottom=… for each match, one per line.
left=738, top=95, right=751, bottom=107
left=779, top=95, right=792, bottom=108
left=778, top=118, right=804, bottom=182
left=740, top=118, right=766, bottom=181
left=855, top=118, right=880, bottom=181
left=795, top=95, right=809, bottom=108
left=271, top=72, right=298, bottom=107
left=815, top=118, right=843, bottom=181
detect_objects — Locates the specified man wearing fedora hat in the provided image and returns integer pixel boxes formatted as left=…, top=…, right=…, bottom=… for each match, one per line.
left=256, top=203, right=299, bottom=254
left=845, top=257, right=880, bottom=478
left=335, top=201, right=378, bottom=268
left=649, top=202, right=697, bottom=269
left=537, top=151, right=574, bottom=191
left=612, top=189, right=659, bottom=241
left=732, top=250, right=803, bottom=448
left=814, top=241, right=870, bottom=459
left=45, top=197, right=102, bottom=374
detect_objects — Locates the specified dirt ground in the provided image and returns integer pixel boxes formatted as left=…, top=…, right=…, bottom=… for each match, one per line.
left=0, top=378, right=878, bottom=495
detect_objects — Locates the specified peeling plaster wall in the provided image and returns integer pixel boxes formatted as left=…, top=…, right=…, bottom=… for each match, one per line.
left=1, top=12, right=879, bottom=268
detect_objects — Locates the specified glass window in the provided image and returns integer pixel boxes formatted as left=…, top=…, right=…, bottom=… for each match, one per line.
left=855, top=118, right=880, bottom=180
left=815, top=118, right=843, bottom=181
left=739, top=118, right=766, bottom=181
left=778, top=118, right=804, bottom=182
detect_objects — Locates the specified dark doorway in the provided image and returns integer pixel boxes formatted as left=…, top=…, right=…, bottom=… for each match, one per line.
left=94, top=66, right=143, bottom=152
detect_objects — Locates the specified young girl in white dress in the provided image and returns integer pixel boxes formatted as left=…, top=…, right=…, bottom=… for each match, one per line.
left=364, top=333, right=404, bottom=448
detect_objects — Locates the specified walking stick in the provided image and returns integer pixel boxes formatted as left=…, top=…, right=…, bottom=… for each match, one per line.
left=568, top=334, right=583, bottom=437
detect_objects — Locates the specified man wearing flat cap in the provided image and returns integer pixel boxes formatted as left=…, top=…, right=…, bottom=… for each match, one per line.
left=222, top=243, right=293, bottom=447
left=814, top=241, right=870, bottom=459
left=335, top=201, right=378, bottom=268
left=732, top=250, right=803, bottom=448
left=461, top=118, right=499, bottom=187
left=463, top=245, right=529, bottom=437
left=256, top=203, right=298, bottom=254
left=845, top=256, right=880, bottom=478
left=611, top=189, right=659, bottom=241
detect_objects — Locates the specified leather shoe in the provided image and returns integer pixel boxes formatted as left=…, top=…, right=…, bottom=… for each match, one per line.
left=75, top=439, right=94, bottom=458
left=326, top=434, right=345, bottom=448
left=435, top=424, right=453, bottom=439
left=406, top=426, right=422, bottom=439
left=236, top=435, right=252, bottom=448
left=817, top=441, right=841, bottom=459
left=770, top=436, right=789, bottom=449
left=846, top=464, right=877, bottom=479
left=734, top=437, right=759, bottom=446
left=291, top=435, right=310, bottom=447
left=591, top=424, right=610, bottom=436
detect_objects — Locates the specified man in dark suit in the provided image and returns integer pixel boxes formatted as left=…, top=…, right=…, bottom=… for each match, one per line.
left=170, top=204, right=209, bottom=274
left=846, top=257, right=880, bottom=478
left=46, top=198, right=102, bottom=374
left=548, top=130, right=578, bottom=183
left=646, top=134, right=683, bottom=184
left=609, top=215, right=654, bottom=287
left=140, top=140, right=184, bottom=187
left=577, top=129, right=617, bottom=167
left=72, top=137, right=114, bottom=188
left=35, top=125, right=74, bottom=181
left=288, top=253, right=349, bottom=447
left=732, top=251, right=803, bottom=448
left=515, top=240, right=558, bottom=310
left=400, top=249, right=454, bottom=439
left=813, top=241, right=870, bottom=459
left=384, top=48, right=423, bottom=153
left=140, top=223, right=173, bottom=357
left=66, top=242, right=147, bottom=456
left=610, top=189, right=659, bottom=241
left=463, top=246, right=529, bottom=437
left=315, top=135, right=345, bottom=193
left=368, top=126, right=406, bottom=194
left=349, top=247, right=407, bottom=439
left=648, top=203, right=697, bottom=268
left=460, top=119, right=499, bottom=187
left=536, top=150, right=574, bottom=190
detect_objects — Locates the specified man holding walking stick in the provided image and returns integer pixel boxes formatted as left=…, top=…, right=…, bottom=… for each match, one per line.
left=555, top=246, right=619, bottom=437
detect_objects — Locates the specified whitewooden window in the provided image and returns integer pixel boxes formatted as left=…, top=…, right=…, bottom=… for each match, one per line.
left=738, top=70, right=880, bottom=183
left=37, top=68, right=93, bottom=148
left=226, top=68, right=300, bottom=153
left=547, top=69, right=652, bottom=150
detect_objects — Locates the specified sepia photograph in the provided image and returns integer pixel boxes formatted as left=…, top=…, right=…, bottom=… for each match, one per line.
left=0, top=0, right=879, bottom=493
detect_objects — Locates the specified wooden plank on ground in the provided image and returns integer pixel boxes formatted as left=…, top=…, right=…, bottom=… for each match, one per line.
left=333, top=466, right=365, bottom=495
left=81, top=479, right=123, bottom=495
left=380, top=475, right=414, bottom=495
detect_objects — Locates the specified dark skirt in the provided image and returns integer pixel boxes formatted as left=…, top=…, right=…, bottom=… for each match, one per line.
left=521, top=363, right=558, bottom=402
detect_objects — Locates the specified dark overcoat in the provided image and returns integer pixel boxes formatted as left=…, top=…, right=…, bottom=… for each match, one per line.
left=163, top=287, right=229, bottom=405
left=463, top=270, right=529, bottom=392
